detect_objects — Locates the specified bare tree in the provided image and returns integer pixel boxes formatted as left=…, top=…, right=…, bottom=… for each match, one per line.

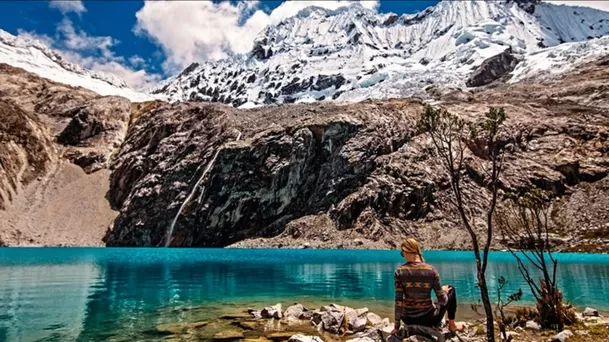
left=495, top=189, right=573, bottom=331
left=495, top=276, right=523, bottom=342
left=418, top=105, right=507, bottom=342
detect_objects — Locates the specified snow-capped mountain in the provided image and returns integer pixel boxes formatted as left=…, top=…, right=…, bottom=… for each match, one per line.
left=0, top=29, right=153, bottom=102
left=152, top=0, right=609, bottom=106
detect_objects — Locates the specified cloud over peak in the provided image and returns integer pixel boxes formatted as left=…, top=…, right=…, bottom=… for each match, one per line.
left=134, top=0, right=379, bottom=73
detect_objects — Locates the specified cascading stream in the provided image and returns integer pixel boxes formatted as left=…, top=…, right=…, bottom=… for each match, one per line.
left=164, top=131, right=242, bottom=247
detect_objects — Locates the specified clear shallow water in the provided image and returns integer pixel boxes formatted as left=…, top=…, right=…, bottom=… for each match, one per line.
left=1, top=248, right=609, bottom=341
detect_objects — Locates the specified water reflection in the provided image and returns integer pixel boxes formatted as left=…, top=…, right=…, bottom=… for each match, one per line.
left=0, top=264, right=101, bottom=342
left=1, top=249, right=609, bottom=341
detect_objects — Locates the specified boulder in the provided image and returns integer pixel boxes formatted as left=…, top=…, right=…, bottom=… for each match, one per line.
left=378, top=324, right=395, bottom=340
left=366, top=313, right=383, bottom=327
left=312, top=311, right=323, bottom=326
left=465, top=48, right=519, bottom=87
left=356, top=308, right=369, bottom=316
left=551, top=329, right=574, bottom=342
left=262, top=304, right=283, bottom=319
left=284, top=304, right=307, bottom=318
left=321, top=304, right=345, bottom=312
left=378, top=318, right=392, bottom=329
left=319, top=310, right=346, bottom=334
left=356, top=328, right=383, bottom=342
left=299, top=310, right=314, bottom=320
left=345, top=307, right=369, bottom=332
left=249, top=309, right=263, bottom=319
left=583, top=307, right=599, bottom=317
left=287, top=335, right=324, bottom=342
left=525, top=320, right=541, bottom=330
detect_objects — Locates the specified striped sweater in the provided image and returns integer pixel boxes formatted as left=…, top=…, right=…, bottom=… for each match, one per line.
left=394, top=261, right=448, bottom=328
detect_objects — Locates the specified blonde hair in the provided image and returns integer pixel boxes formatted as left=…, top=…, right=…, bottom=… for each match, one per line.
left=401, top=238, right=425, bottom=262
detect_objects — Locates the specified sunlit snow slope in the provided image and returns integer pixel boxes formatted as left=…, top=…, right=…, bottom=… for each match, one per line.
left=0, top=30, right=154, bottom=102
left=152, top=0, right=609, bottom=106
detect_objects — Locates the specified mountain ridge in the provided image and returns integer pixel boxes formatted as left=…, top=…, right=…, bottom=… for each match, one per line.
left=0, top=29, right=154, bottom=102
left=151, top=0, right=609, bottom=106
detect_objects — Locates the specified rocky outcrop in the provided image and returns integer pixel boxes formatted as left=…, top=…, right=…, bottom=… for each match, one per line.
left=103, top=100, right=418, bottom=247
left=0, top=63, right=132, bottom=245
left=57, top=97, right=131, bottom=172
left=466, top=49, right=520, bottom=87
left=105, top=57, right=609, bottom=250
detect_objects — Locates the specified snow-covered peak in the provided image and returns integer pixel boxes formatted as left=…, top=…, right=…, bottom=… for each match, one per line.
left=0, top=29, right=154, bottom=102
left=152, top=0, right=609, bottom=105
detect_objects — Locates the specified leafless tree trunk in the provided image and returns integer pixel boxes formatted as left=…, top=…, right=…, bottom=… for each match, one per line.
left=418, top=105, right=507, bottom=342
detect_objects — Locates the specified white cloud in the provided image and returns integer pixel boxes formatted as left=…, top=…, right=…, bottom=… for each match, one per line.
left=59, top=50, right=161, bottom=90
left=546, top=1, right=609, bottom=11
left=57, top=18, right=117, bottom=59
left=49, top=0, right=86, bottom=14
left=134, top=0, right=379, bottom=73
left=17, top=18, right=161, bottom=90
left=128, top=55, right=147, bottom=68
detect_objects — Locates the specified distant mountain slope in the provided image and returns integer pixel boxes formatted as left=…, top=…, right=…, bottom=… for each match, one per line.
left=0, top=30, right=153, bottom=102
left=151, top=0, right=609, bottom=106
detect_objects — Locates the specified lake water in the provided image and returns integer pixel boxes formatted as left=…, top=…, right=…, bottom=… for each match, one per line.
left=1, top=248, right=609, bottom=341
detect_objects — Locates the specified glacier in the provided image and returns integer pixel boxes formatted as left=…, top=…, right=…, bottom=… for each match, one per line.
left=1, top=0, right=608, bottom=105
left=151, top=0, right=609, bottom=106
left=0, top=29, right=154, bottom=102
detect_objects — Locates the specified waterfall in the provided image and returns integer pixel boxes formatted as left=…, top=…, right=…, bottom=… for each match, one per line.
left=164, top=131, right=242, bottom=247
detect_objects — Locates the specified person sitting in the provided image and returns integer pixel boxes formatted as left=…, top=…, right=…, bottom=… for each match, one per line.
left=390, top=238, right=463, bottom=337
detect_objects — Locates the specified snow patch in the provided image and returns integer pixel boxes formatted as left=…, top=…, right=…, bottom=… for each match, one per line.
left=0, top=29, right=155, bottom=102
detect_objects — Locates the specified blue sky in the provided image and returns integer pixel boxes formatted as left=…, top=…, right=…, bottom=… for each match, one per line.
left=0, top=0, right=604, bottom=89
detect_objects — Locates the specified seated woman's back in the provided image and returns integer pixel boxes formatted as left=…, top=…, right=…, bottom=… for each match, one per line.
left=395, top=261, right=447, bottom=318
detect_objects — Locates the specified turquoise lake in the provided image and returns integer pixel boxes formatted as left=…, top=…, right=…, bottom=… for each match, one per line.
left=1, top=248, right=609, bottom=341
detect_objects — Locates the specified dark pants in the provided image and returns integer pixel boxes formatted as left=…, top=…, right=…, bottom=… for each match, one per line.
left=402, top=285, right=457, bottom=328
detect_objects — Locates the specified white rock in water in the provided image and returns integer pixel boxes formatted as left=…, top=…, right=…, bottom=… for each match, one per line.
left=261, top=303, right=283, bottom=319
left=525, top=320, right=541, bottom=330
left=551, top=329, right=574, bottom=342
left=284, top=304, right=306, bottom=318
left=583, top=307, right=599, bottom=317
left=288, top=334, right=324, bottom=342
left=249, top=309, right=262, bottom=319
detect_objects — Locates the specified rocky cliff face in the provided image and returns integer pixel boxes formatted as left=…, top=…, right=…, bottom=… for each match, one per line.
left=104, top=57, right=609, bottom=251
left=0, top=63, right=131, bottom=245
